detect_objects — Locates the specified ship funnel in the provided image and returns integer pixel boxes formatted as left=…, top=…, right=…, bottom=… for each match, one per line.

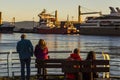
left=0, top=12, right=2, bottom=25
left=109, top=7, right=117, bottom=13
left=116, top=7, right=120, bottom=13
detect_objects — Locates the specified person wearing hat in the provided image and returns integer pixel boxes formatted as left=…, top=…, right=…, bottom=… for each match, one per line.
left=16, top=34, right=33, bottom=80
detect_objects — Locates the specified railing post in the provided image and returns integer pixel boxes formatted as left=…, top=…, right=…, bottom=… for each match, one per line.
left=7, top=51, right=13, bottom=78
left=9, top=50, right=12, bottom=77
left=7, top=52, right=10, bottom=78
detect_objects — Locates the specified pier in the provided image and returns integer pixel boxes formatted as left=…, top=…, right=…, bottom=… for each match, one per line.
left=0, top=51, right=120, bottom=80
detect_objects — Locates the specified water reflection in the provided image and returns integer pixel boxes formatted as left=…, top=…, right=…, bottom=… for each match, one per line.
left=0, top=33, right=120, bottom=54
left=0, top=33, right=120, bottom=76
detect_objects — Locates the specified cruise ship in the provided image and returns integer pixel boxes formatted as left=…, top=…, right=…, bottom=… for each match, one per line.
left=78, top=7, right=120, bottom=36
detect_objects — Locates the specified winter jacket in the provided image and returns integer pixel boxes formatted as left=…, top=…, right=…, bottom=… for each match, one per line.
left=66, top=53, right=82, bottom=80
left=34, top=45, right=48, bottom=59
left=16, top=39, right=33, bottom=59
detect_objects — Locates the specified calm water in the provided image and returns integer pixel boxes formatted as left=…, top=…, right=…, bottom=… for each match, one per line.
left=1, top=33, right=120, bottom=53
left=0, top=33, right=120, bottom=77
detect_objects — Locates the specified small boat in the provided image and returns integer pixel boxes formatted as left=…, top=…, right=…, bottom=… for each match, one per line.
left=78, top=7, right=120, bottom=36
left=34, top=9, right=78, bottom=34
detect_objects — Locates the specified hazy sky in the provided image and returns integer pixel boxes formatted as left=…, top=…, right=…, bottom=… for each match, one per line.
left=0, top=0, right=120, bottom=22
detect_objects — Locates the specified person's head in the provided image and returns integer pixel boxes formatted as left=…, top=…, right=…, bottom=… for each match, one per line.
left=21, top=34, right=26, bottom=39
left=73, top=48, right=80, bottom=54
left=38, top=39, right=46, bottom=49
left=86, top=51, right=96, bottom=60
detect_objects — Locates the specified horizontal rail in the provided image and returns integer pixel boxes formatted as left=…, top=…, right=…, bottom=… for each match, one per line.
left=0, top=51, right=119, bottom=79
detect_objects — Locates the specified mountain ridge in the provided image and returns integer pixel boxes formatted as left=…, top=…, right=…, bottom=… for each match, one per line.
left=3, top=21, right=38, bottom=29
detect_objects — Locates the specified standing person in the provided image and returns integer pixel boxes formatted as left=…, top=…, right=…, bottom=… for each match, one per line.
left=16, top=34, right=33, bottom=80
left=34, top=39, right=49, bottom=78
left=66, top=48, right=82, bottom=80
left=82, top=51, right=98, bottom=80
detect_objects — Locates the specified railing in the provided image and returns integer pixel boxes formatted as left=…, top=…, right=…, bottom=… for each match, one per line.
left=0, top=51, right=120, bottom=79
left=0, top=52, right=10, bottom=77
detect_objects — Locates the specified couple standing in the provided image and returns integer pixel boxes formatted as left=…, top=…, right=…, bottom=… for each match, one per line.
left=16, top=34, right=48, bottom=80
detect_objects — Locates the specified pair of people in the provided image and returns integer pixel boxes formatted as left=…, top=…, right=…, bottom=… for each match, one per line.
left=66, top=49, right=98, bottom=80
left=16, top=34, right=48, bottom=80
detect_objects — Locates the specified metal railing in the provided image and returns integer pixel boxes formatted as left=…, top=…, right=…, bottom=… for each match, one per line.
left=0, top=51, right=120, bottom=79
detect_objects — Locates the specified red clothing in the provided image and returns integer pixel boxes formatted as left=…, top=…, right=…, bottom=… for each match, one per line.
left=66, top=53, right=82, bottom=80
left=70, top=53, right=82, bottom=60
left=34, top=45, right=48, bottom=59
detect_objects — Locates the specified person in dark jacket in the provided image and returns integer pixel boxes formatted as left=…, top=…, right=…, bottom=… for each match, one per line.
left=16, top=34, right=33, bottom=80
left=83, top=51, right=98, bottom=80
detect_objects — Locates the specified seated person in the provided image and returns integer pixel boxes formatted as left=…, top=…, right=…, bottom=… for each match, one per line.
left=66, top=48, right=82, bottom=80
left=82, top=51, right=98, bottom=80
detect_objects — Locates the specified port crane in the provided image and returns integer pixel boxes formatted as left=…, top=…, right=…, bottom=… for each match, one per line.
left=78, top=5, right=102, bottom=23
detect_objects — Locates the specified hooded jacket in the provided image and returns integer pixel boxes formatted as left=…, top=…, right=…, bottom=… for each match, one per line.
left=66, top=53, right=82, bottom=79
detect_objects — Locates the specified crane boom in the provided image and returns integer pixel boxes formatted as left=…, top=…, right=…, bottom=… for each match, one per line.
left=78, top=5, right=102, bottom=23
left=81, top=12, right=102, bottom=15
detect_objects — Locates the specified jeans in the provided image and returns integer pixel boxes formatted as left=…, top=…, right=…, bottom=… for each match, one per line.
left=20, top=58, right=31, bottom=80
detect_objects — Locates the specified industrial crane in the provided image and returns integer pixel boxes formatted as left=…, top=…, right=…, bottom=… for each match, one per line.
left=78, top=5, right=102, bottom=23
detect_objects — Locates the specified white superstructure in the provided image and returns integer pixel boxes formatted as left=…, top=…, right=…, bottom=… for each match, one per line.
left=80, top=7, right=120, bottom=27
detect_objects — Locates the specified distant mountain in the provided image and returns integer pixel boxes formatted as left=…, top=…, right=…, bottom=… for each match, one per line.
left=2, top=21, right=38, bottom=29
left=2, top=21, right=10, bottom=24
left=15, top=21, right=38, bottom=29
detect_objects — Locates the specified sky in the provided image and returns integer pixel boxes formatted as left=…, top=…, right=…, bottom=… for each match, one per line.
left=0, top=0, right=120, bottom=22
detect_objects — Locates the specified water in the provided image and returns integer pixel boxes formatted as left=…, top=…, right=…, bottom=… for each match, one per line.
left=1, top=33, right=120, bottom=53
left=0, top=33, right=120, bottom=77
